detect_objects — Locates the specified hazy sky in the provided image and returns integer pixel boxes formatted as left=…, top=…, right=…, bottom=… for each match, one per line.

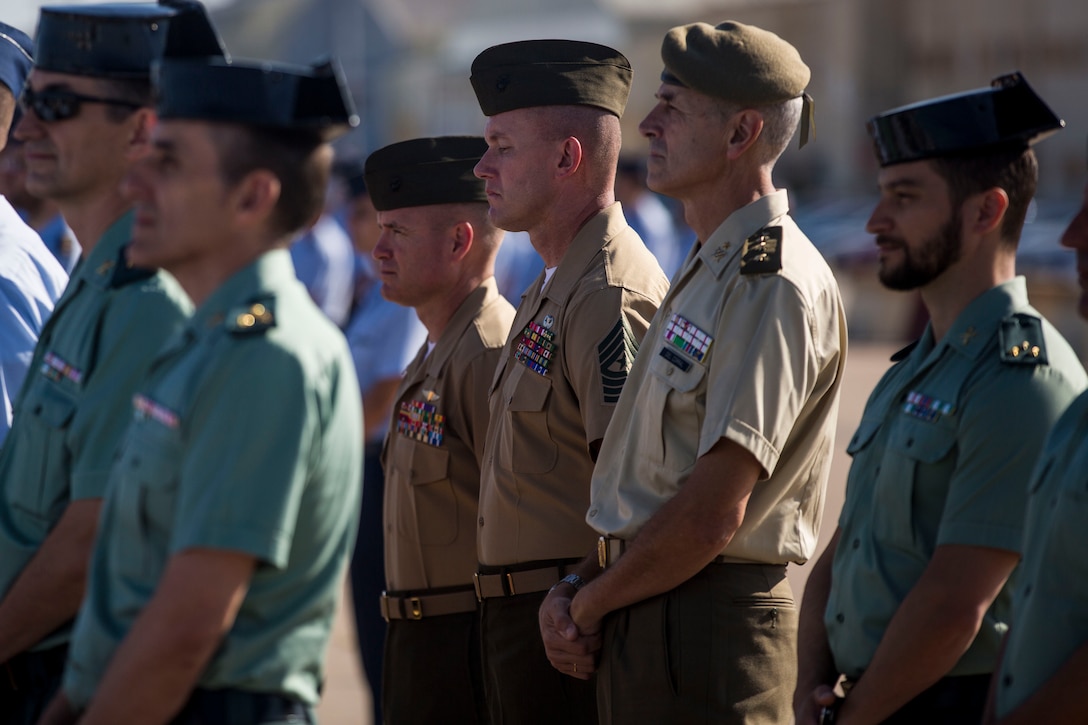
left=0, top=0, right=233, bottom=36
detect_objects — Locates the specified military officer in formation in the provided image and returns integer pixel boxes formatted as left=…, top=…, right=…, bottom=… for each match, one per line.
left=539, top=21, right=846, bottom=724
left=795, top=75, right=1088, bottom=724
left=468, top=38, right=670, bottom=724
left=0, top=4, right=219, bottom=721
left=0, top=4, right=1086, bottom=724
left=40, top=49, right=362, bottom=725
left=983, top=177, right=1088, bottom=725
left=364, top=135, right=514, bottom=724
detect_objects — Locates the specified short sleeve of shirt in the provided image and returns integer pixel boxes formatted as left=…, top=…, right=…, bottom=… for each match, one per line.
left=172, top=343, right=315, bottom=568
left=564, top=285, right=647, bottom=445
left=937, top=364, right=1079, bottom=551
left=702, top=274, right=816, bottom=477
left=69, top=279, right=189, bottom=501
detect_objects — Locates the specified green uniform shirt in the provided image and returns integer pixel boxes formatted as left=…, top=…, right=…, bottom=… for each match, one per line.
left=827, top=277, right=1087, bottom=678
left=382, top=278, right=514, bottom=592
left=995, top=390, right=1088, bottom=717
left=589, top=191, right=847, bottom=565
left=62, top=249, right=363, bottom=708
left=0, top=211, right=191, bottom=652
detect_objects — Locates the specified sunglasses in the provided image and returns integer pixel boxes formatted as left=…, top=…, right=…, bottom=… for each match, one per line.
left=19, top=87, right=142, bottom=123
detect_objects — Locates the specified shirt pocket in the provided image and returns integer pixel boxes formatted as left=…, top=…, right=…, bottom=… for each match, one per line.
left=643, top=351, right=706, bottom=474
left=502, top=368, right=557, bottom=475
left=878, top=418, right=956, bottom=551
left=10, top=381, right=78, bottom=526
left=394, top=438, right=456, bottom=546
left=115, top=421, right=182, bottom=574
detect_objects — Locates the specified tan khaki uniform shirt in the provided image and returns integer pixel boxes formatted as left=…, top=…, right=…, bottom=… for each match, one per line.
left=589, top=191, right=846, bottom=565
left=478, top=203, right=669, bottom=566
left=383, top=279, right=515, bottom=590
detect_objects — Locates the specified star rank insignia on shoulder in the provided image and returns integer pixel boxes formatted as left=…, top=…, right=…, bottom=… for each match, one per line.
left=739, top=227, right=783, bottom=276
left=999, top=313, right=1048, bottom=366
left=226, top=299, right=276, bottom=335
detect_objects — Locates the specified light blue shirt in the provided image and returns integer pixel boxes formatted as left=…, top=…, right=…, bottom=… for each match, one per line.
left=345, top=255, right=426, bottom=443
left=290, top=213, right=355, bottom=328
left=0, top=196, right=68, bottom=444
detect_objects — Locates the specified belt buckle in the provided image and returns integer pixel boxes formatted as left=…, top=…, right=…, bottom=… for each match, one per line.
left=408, top=596, right=423, bottom=620
left=597, top=536, right=608, bottom=569
left=473, top=572, right=483, bottom=601
left=505, top=572, right=517, bottom=596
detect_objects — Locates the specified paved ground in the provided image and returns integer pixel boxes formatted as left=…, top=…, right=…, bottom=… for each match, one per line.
left=315, top=341, right=903, bottom=725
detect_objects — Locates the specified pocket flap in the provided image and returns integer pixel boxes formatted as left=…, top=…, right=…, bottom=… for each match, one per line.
left=508, top=369, right=551, bottom=412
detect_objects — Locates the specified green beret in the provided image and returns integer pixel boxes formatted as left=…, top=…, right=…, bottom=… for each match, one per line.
left=471, top=39, right=632, bottom=117
left=364, top=136, right=488, bottom=212
left=661, top=21, right=809, bottom=105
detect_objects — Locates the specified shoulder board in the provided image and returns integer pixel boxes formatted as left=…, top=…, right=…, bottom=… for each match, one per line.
left=105, top=244, right=155, bottom=288
left=890, top=339, right=920, bottom=362
left=739, top=226, right=782, bottom=276
left=225, top=299, right=276, bottom=335
left=999, top=313, right=1048, bottom=366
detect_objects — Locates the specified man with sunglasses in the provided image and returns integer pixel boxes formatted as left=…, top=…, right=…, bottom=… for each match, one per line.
left=0, top=4, right=223, bottom=723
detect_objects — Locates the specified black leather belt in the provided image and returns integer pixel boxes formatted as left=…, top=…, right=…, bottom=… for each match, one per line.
left=473, top=561, right=580, bottom=600
left=171, top=687, right=312, bottom=724
left=380, top=588, right=478, bottom=620
left=1, top=644, right=68, bottom=694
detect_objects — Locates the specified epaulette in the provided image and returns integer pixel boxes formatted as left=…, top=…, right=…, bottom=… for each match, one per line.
left=102, top=244, right=155, bottom=288
left=999, top=313, right=1048, bottom=366
left=890, top=340, right=919, bottom=362
left=739, top=227, right=782, bottom=275
left=225, top=298, right=276, bottom=335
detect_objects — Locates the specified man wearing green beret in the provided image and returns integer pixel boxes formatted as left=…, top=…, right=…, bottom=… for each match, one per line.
left=796, top=74, right=1086, bottom=724
left=365, top=135, right=514, bottom=724
left=982, top=181, right=1088, bottom=725
left=38, top=55, right=363, bottom=725
left=0, top=4, right=221, bottom=722
left=470, top=38, right=669, bottom=724
left=539, top=20, right=846, bottom=724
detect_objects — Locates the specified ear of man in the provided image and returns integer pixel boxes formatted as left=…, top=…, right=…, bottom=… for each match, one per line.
left=125, top=107, right=157, bottom=161
left=556, top=136, right=584, bottom=179
left=450, top=220, right=475, bottom=261
left=232, top=168, right=282, bottom=229
left=725, top=109, right=765, bottom=160
left=965, top=187, right=1010, bottom=238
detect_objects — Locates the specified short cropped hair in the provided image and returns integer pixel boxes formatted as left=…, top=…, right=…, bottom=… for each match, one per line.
left=210, top=124, right=331, bottom=238
left=931, top=147, right=1038, bottom=247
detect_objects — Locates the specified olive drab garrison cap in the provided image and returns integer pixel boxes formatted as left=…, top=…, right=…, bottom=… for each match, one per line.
left=154, top=56, right=359, bottom=140
left=364, top=136, right=489, bottom=212
left=34, top=1, right=225, bottom=79
left=660, top=20, right=814, bottom=147
left=867, top=72, right=1064, bottom=167
left=470, top=39, right=633, bottom=117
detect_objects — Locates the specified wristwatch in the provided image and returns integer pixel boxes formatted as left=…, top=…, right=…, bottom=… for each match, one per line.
left=549, top=573, right=586, bottom=592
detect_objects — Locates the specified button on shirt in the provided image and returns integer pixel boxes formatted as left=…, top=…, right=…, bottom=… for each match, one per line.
left=63, top=249, right=363, bottom=708
left=0, top=211, right=191, bottom=652
left=995, top=390, right=1088, bottom=717
left=477, top=203, right=669, bottom=566
left=589, top=191, right=847, bottom=565
left=826, top=277, right=1087, bottom=678
left=382, top=278, right=514, bottom=592
left=0, top=197, right=68, bottom=444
